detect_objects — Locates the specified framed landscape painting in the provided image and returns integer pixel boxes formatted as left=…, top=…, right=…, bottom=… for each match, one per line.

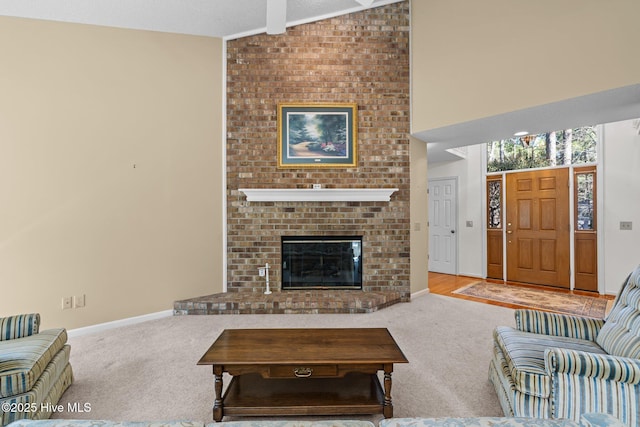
left=277, top=103, right=357, bottom=168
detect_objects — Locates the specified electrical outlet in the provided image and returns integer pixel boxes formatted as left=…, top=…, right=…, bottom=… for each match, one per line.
left=620, top=221, right=633, bottom=231
left=74, top=294, right=85, bottom=308
left=312, top=184, right=322, bottom=189
left=62, top=297, right=73, bottom=310
left=466, top=220, right=474, bottom=227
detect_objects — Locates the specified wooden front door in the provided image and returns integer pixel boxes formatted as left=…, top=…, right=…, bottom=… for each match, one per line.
left=506, top=168, right=570, bottom=288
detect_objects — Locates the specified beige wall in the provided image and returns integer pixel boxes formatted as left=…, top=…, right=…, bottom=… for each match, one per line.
left=411, top=0, right=640, bottom=133
left=0, top=17, right=225, bottom=329
left=410, top=137, right=429, bottom=294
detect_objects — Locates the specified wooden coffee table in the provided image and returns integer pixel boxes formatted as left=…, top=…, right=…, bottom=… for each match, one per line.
left=197, top=328, right=408, bottom=422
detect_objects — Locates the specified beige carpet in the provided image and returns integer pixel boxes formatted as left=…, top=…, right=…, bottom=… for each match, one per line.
left=454, top=282, right=612, bottom=318
left=55, top=294, right=516, bottom=423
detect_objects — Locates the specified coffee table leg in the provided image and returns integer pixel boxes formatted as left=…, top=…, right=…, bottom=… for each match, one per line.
left=213, top=366, right=223, bottom=422
left=383, top=363, right=394, bottom=418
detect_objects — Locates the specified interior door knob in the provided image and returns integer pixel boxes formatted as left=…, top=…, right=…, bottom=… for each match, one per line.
left=451, top=230, right=455, bottom=234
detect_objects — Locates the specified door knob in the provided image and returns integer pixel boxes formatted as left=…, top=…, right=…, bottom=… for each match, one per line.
left=451, top=230, right=455, bottom=234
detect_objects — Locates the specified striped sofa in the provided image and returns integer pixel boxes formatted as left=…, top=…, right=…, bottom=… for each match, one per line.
left=2, top=414, right=627, bottom=427
left=6, top=422, right=374, bottom=427
left=489, top=265, right=640, bottom=426
left=0, top=314, right=73, bottom=427
left=2, top=414, right=626, bottom=427
left=380, top=413, right=625, bottom=426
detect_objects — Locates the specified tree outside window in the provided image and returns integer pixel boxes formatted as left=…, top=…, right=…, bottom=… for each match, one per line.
left=487, top=126, right=597, bottom=172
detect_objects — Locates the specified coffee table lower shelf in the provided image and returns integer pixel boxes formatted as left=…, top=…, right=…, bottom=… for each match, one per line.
left=221, top=372, right=385, bottom=418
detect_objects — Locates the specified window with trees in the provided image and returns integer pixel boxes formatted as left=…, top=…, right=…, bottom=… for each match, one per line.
left=487, top=126, right=598, bottom=172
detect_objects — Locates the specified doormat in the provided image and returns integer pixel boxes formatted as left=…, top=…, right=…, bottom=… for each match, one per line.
left=453, top=282, right=613, bottom=318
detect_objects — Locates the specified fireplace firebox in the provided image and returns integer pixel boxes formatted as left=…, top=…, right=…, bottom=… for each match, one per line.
left=281, top=236, right=362, bottom=290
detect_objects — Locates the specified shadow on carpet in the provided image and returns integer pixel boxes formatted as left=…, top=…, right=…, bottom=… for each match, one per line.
left=453, top=281, right=613, bottom=318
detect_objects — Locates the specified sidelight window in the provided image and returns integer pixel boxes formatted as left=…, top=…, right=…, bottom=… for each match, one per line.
left=487, top=179, right=502, bottom=229
left=575, top=170, right=595, bottom=230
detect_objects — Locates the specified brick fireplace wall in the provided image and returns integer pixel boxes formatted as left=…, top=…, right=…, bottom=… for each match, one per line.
left=226, top=1, right=410, bottom=298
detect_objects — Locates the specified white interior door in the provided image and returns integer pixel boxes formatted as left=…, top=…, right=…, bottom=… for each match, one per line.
left=428, top=177, right=457, bottom=274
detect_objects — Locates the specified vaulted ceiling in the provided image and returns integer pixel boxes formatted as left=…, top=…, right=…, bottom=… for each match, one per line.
left=0, top=0, right=399, bottom=39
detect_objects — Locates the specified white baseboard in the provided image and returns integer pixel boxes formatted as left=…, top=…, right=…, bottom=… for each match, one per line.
left=67, top=310, right=173, bottom=338
left=458, top=273, right=484, bottom=279
left=411, top=288, right=430, bottom=299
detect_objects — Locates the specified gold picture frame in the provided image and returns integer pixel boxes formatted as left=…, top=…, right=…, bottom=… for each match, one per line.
left=277, top=102, right=357, bottom=168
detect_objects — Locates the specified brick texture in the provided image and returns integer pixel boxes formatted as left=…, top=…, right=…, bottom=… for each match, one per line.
left=226, top=2, right=410, bottom=299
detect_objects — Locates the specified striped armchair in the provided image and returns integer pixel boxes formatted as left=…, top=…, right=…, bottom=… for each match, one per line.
left=489, top=265, right=640, bottom=427
left=0, top=314, right=73, bottom=427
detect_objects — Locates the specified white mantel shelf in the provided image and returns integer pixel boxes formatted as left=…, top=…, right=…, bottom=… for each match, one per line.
left=239, top=188, right=398, bottom=202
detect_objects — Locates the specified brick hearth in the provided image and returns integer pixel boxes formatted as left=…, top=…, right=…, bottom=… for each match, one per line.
left=173, top=290, right=405, bottom=315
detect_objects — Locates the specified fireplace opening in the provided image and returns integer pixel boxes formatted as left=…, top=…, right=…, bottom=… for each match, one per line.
left=281, top=236, right=362, bottom=290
